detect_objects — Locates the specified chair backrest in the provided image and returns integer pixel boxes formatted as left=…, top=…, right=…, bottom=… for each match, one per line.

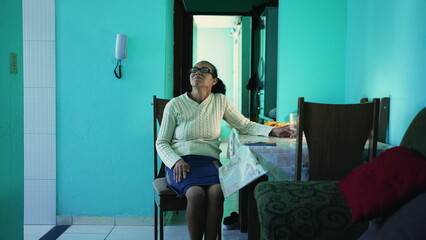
left=153, top=95, right=170, bottom=179
left=360, top=97, right=390, bottom=143
left=400, top=107, right=426, bottom=158
left=377, top=97, right=390, bottom=143
left=296, top=97, right=380, bottom=181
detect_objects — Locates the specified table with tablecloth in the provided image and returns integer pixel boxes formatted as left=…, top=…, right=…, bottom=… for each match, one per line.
left=219, top=128, right=393, bottom=238
left=219, top=128, right=309, bottom=197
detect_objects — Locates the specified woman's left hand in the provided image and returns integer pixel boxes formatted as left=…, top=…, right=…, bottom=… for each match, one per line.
left=269, top=126, right=292, bottom=138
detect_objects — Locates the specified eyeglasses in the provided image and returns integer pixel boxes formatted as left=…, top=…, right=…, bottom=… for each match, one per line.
left=189, top=67, right=212, bottom=74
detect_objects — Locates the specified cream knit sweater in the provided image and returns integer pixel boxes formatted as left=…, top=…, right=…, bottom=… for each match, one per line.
left=156, top=93, right=274, bottom=169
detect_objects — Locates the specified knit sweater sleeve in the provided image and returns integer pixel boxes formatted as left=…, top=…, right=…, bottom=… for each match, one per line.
left=155, top=101, right=182, bottom=169
left=222, top=95, right=273, bottom=136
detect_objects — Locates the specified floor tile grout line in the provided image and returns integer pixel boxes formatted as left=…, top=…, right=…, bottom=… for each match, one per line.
left=104, top=225, right=115, bottom=240
left=38, top=225, right=70, bottom=240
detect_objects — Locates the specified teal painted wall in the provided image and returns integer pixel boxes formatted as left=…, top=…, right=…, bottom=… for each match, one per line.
left=276, top=0, right=425, bottom=144
left=345, top=0, right=426, bottom=145
left=36, top=0, right=426, bottom=219
left=56, top=0, right=173, bottom=216
left=276, top=0, right=347, bottom=122
left=0, top=0, right=24, bottom=239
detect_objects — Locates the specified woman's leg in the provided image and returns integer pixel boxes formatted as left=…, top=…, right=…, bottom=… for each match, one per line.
left=204, top=184, right=224, bottom=240
left=185, top=186, right=207, bottom=240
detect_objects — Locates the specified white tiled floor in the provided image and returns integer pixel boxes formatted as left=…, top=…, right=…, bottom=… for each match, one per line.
left=24, top=189, right=243, bottom=239
left=23, top=188, right=245, bottom=240
left=24, top=225, right=55, bottom=240
left=24, top=224, right=247, bottom=240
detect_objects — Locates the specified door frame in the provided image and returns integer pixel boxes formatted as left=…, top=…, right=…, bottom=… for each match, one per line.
left=173, top=0, right=257, bottom=96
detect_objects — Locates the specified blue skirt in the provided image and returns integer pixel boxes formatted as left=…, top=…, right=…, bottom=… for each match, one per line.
left=165, top=155, right=222, bottom=197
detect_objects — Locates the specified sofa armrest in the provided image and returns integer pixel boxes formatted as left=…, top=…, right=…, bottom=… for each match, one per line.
left=254, top=181, right=368, bottom=240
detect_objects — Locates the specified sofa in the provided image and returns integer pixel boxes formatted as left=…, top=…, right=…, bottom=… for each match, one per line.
left=255, top=107, right=426, bottom=240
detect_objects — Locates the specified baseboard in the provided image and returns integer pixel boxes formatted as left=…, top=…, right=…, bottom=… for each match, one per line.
left=56, top=216, right=154, bottom=226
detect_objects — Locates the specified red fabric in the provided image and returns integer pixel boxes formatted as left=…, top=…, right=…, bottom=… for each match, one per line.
left=338, top=146, right=426, bottom=222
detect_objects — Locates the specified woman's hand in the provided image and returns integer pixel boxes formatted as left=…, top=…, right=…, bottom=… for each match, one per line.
left=269, top=126, right=292, bottom=138
left=173, top=159, right=191, bottom=183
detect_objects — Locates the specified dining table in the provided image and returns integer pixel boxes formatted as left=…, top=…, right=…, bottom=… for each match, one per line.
left=219, top=128, right=394, bottom=239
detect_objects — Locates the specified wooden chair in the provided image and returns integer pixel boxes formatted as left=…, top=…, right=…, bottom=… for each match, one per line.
left=295, top=97, right=380, bottom=180
left=378, top=97, right=390, bottom=143
left=361, top=97, right=390, bottom=143
left=152, top=95, right=187, bottom=240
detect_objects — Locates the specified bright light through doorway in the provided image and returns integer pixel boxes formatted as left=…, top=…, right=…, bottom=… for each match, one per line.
left=193, top=15, right=240, bottom=28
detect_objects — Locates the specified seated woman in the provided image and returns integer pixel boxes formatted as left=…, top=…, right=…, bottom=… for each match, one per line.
left=156, top=60, right=290, bottom=240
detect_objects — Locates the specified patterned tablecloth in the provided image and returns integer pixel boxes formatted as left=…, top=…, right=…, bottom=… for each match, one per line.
left=219, top=129, right=308, bottom=197
left=219, top=128, right=393, bottom=198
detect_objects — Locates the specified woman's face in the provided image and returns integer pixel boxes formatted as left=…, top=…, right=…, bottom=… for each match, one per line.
left=189, top=62, right=217, bottom=90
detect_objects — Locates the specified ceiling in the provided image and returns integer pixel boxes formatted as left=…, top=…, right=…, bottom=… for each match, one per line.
left=193, top=15, right=240, bottom=28
left=183, top=0, right=273, bottom=13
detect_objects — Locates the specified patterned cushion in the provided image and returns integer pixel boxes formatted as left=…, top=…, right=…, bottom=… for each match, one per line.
left=255, top=181, right=368, bottom=240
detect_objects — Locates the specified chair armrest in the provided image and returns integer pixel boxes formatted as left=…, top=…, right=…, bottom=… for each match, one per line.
left=254, top=181, right=368, bottom=240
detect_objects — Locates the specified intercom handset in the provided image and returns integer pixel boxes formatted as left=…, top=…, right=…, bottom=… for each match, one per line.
left=114, top=34, right=127, bottom=78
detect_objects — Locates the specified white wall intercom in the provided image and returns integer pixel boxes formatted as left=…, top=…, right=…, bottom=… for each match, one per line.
left=114, top=34, right=127, bottom=79
left=115, top=34, right=127, bottom=60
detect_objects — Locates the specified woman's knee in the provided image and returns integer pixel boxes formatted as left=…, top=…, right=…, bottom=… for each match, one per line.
left=186, top=186, right=206, bottom=204
left=208, top=184, right=224, bottom=203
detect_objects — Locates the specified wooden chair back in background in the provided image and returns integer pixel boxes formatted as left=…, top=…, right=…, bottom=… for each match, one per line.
left=296, top=97, right=380, bottom=180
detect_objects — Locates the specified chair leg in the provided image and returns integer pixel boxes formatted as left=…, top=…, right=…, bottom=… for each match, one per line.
left=154, top=202, right=158, bottom=240
left=160, top=209, right=164, bottom=240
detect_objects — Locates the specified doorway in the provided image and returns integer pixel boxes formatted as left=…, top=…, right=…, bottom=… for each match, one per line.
left=192, top=15, right=249, bottom=114
left=192, top=15, right=251, bottom=138
left=173, top=0, right=278, bottom=123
